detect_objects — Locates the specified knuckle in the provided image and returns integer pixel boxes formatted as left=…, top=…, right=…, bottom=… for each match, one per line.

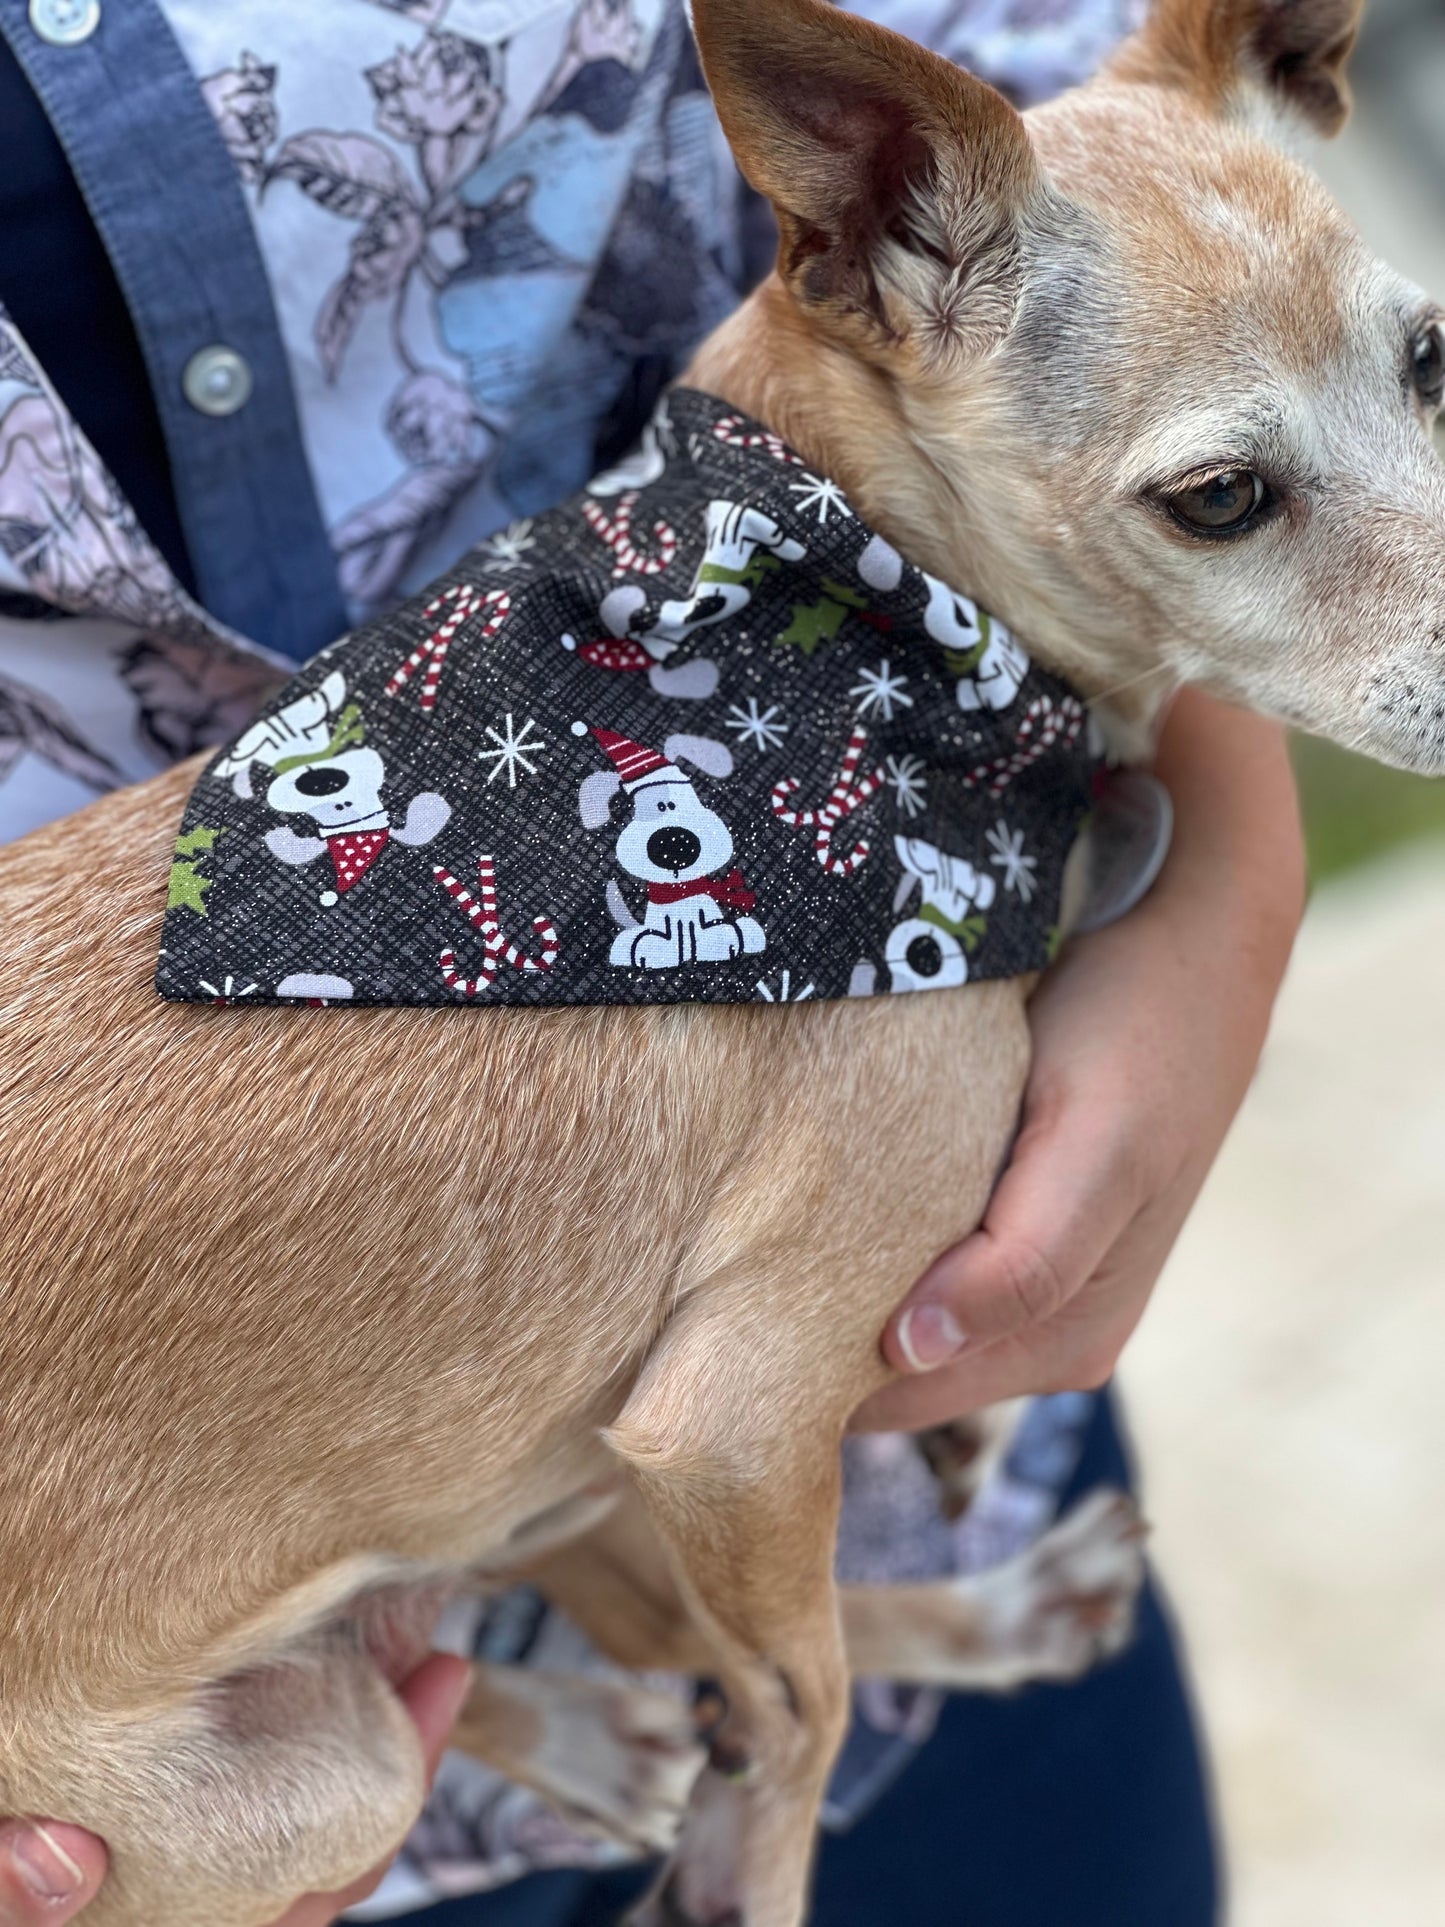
left=992, top=1238, right=1071, bottom=1330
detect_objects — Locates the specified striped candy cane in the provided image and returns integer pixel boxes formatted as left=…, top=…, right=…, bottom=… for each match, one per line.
left=388, top=586, right=512, bottom=714
left=771, top=725, right=886, bottom=876
left=963, top=696, right=1087, bottom=798
left=581, top=491, right=678, bottom=576
left=433, top=857, right=559, bottom=997
left=712, top=415, right=805, bottom=467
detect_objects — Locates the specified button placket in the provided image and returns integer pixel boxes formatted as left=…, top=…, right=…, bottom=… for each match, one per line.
left=28, top=0, right=100, bottom=47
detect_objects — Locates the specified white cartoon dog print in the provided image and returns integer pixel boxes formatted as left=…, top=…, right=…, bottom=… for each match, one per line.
left=857, top=534, right=1027, bottom=713
left=922, top=572, right=1030, bottom=714
left=884, top=835, right=996, bottom=993
left=565, top=500, right=808, bottom=703
left=213, top=670, right=450, bottom=904
left=575, top=722, right=766, bottom=970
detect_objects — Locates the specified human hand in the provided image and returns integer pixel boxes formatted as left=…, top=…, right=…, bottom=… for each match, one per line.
left=0, top=1655, right=473, bottom=1927
left=856, top=693, right=1307, bottom=1432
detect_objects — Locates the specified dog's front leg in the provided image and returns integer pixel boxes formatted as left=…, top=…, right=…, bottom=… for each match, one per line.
left=609, top=1307, right=852, bottom=1927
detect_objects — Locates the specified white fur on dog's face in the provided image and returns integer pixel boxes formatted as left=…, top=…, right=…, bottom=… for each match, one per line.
left=907, top=87, right=1445, bottom=772
left=614, top=771, right=735, bottom=886
left=689, top=0, right=1444, bottom=775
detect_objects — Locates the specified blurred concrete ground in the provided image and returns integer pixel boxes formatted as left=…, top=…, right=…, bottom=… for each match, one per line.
left=1121, top=9, right=1445, bottom=1919
left=1123, top=842, right=1445, bottom=1926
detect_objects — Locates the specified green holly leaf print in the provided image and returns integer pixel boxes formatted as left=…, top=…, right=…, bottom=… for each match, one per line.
left=777, top=579, right=871, bottom=657
left=167, top=825, right=227, bottom=915
left=168, top=860, right=213, bottom=916
left=174, top=825, right=224, bottom=859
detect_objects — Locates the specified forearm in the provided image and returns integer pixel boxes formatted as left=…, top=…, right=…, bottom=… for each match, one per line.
left=863, top=687, right=1308, bottom=1424
left=1147, top=689, right=1307, bottom=987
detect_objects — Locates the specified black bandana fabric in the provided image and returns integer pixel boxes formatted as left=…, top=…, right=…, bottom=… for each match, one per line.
left=157, top=391, right=1101, bottom=1010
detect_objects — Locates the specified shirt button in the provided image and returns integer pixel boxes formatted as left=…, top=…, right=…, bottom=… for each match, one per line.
left=182, top=346, right=254, bottom=418
left=28, top=0, right=101, bottom=46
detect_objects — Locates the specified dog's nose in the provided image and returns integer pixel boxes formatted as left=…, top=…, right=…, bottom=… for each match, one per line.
left=647, top=826, right=703, bottom=873
left=904, top=933, right=944, bottom=979
left=294, top=765, right=350, bottom=797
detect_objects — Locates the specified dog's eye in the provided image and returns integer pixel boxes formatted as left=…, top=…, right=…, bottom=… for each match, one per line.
left=1410, top=323, right=1444, bottom=407
left=1164, top=470, right=1266, bottom=535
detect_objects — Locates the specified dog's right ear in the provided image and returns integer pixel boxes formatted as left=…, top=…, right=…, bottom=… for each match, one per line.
left=691, top=0, right=1040, bottom=366
left=1111, top=0, right=1363, bottom=136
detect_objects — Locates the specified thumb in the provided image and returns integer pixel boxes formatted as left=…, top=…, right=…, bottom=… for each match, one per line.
left=0, top=1824, right=108, bottom=1924
left=886, top=1103, right=1139, bottom=1374
left=395, top=1653, right=474, bottom=1779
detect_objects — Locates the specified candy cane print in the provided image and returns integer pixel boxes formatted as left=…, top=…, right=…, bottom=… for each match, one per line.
left=388, top=586, right=512, bottom=714
left=581, top=491, right=679, bottom=577
left=711, top=415, right=805, bottom=467
left=963, top=696, right=1086, bottom=798
left=771, top=724, right=886, bottom=876
left=433, top=857, right=559, bottom=998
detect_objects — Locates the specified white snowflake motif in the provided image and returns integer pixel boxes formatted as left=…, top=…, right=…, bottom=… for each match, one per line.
left=885, top=753, right=928, bottom=819
left=787, top=471, right=853, bottom=527
left=481, top=519, right=537, bottom=567
left=850, top=658, right=914, bottom=723
left=725, top=698, right=789, bottom=753
left=479, top=713, right=547, bottom=788
left=985, top=820, right=1039, bottom=902
left=756, top=969, right=816, bottom=1003
left=198, top=975, right=259, bottom=1003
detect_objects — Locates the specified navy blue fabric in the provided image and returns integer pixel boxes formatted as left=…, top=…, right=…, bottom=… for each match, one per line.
left=0, top=36, right=195, bottom=594
left=0, top=0, right=347, bottom=661
left=406, top=1391, right=1223, bottom=1927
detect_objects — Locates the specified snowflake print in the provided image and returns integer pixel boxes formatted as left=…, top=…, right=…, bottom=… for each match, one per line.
left=985, top=820, right=1039, bottom=902
left=756, top=970, right=816, bottom=1003
left=198, top=975, right=259, bottom=1003
left=482, top=519, right=537, bottom=567
left=885, top=753, right=928, bottom=819
left=726, top=698, right=789, bottom=753
left=787, top=472, right=853, bottom=527
left=850, top=659, right=914, bottom=723
left=478, top=713, right=547, bottom=788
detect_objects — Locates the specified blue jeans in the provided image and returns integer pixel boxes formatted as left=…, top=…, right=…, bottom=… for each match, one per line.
left=414, top=1394, right=1222, bottom=1927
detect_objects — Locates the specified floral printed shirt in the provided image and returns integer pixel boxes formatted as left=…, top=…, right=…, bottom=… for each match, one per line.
left=0, top=0, right=1141, bottom=1912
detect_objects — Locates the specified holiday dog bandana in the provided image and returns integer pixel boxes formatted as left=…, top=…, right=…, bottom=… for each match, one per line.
left=158, top=391, right=1103, bottom=1009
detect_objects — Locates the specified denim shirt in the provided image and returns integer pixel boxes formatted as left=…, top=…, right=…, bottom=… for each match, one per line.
left=0, top=0, right=1137, bottom=1910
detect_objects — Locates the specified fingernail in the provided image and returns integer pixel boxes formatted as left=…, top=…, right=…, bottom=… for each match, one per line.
left=13, top=1826, right=84, bottom=1899
left=896, top=1303, right=968, bottom=1372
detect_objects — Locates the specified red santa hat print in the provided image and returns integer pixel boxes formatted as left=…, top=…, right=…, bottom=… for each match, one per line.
left=571, top=722, right=674, bottom=788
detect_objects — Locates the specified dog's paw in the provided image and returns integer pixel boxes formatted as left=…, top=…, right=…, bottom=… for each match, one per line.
left=625, top=1769, right=747, bottom=1927
left=521, top=1675, right=706, bottom=1856
left=980, top=1487, right=1147, bottom=1682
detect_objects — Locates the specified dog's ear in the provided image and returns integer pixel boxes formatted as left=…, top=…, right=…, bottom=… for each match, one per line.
left=691, top=0, right=1040, bottom=363
left=664, top=734, right=733, bottom=779
left=1111, top=0, right=1363, bottom=136
left=579, top=770, right=622, bottom=829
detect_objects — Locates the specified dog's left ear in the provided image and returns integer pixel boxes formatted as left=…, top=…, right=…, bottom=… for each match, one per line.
left=691, top=0, right=1040, bottom=364
left=1111, top=0, right=1363, bottom=136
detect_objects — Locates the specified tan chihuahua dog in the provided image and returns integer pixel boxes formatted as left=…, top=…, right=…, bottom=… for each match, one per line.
left=2, top=2, right=1443, bottom=1924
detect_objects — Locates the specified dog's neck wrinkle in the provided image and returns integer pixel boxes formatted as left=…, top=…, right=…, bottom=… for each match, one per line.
left=683, top=281, right=1170, bottom=745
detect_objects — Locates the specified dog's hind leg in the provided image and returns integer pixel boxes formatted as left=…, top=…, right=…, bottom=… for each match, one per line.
left=607, top=1302, right=855, bottom=1927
